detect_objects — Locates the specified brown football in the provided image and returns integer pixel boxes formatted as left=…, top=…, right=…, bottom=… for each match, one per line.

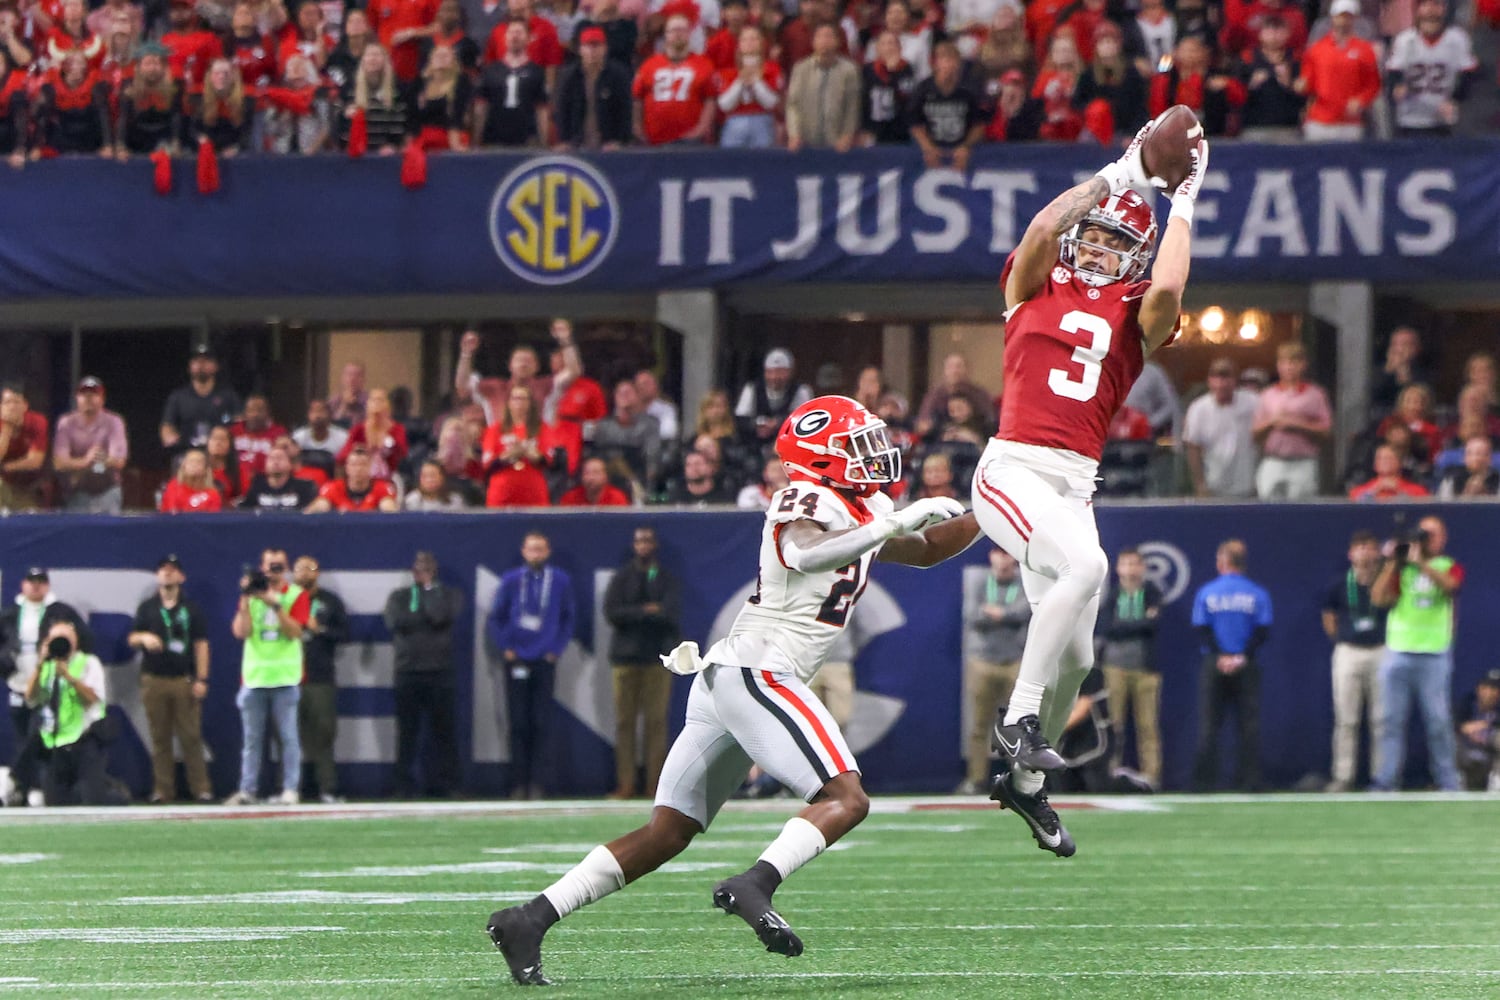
left=1141, top=105, right=1201, bottom=193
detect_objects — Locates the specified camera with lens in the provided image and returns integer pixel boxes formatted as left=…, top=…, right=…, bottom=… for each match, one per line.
left=46, top=635, right=73, bottom=661
left=242, top=570, right=271, bottom=595
left=1405, top=528, right=1431, bottom=548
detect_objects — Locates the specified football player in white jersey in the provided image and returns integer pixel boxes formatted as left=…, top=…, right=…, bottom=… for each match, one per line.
left=486, top=395, right=980, bottom=985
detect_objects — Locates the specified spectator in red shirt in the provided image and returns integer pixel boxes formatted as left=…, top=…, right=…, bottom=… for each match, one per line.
left=1349, top=444, right=1430, bottom=502
left=338, top=387, right=409, bottom=481
left=45, top=0, right=102, bottom=71
left=1377, top=384, right=1444, bottom=468
left=716, top=25, right=781, bottom=147
left=1052, top=0, right=1110, bottom=62
left=706, top=0, right=749, bottom=70
left=160, top=449, right=224, bottom=513
left=1032, top=32, right=1084, bottom=141
left=231, top=394, right=288, bottom=477
left=161, top=0, right=224, bottom=88
left=35, top=50, right=110, bottom=156
left=307, top=448, right=400, bottom=512
left=1294, top=0, right=1378, bottom=140
left=633, top=13, right=715, bottom=144
left=1025, top=0, right=1070, bottom=67
left=227, top=2, right=278, bottom=90
left=206, top=424, right=245, bottom=501
left=1221, top=0, right=1306, bottom=61
left=369, top=0, right=440, bottom=84
left=277, top=0, right=335, bottom=75
left=559, top=455, right=631, bottom=506
left=1148, top=32, right=1246, bottom=136
left=0, top=385, right=48, bottom=511
left=97, top=12, right=137, bottom=96
left=484, top=0, right=563, bottom=89
left=482, top=385, right=556, bottom=508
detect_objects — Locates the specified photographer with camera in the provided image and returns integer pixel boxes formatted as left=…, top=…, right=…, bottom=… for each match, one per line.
left=25, top=621, right=122, bottom=805
left=226, top=548, right=311, bottom=806
left=2, top=568, right=94, bottom=808
left=1370, top=515, right=1463, bottom=792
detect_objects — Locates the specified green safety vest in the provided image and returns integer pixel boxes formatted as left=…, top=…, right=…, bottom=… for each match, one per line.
left=1385, top=557, right=1456, bottom=654
left=242, top=584, right=305, bottom=688
left=36, top=652, right=97, bottom=749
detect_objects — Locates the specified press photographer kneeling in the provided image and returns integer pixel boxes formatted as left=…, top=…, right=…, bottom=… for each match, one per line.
left=25, top=622, right=122, bottom=805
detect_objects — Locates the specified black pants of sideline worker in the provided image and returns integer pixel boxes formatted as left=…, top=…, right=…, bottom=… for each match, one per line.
left=394, top=672, right=458, bottom=797
left=1192, top=656, right=1262, bottom=792
left=505, top=658, right=555, bottom=796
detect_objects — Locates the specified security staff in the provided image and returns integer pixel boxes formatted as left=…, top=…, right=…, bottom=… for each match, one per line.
left=127, top=555, right=212, bottom=803
left=295, top=556, right=347, bottom=803
left=384, top=552, right=463, bottom=799
left=1191, top=539, right=1273, bottom=792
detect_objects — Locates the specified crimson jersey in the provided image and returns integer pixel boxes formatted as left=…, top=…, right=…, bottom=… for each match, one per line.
left=996, top=252, right=1149, bottom=462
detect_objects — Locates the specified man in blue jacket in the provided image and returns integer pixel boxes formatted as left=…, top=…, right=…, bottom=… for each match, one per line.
left=487, top=532, right=576, bottom=800
left=1191, top=539, right=1273, bottom=792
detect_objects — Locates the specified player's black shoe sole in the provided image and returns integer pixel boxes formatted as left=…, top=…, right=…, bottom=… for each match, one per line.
left=989, top=771, right=1076, bottom=858
left=712, top=875, right=805, bottom=957
left=487, top=906, right=554, bottom=986
left=991, top=712, right=1067, bottom=772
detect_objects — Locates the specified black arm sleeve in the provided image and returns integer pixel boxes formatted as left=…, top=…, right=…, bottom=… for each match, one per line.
left=1197, top=624, right=1221, bottom=655
left=1245, top=624, right=1270, bottom=658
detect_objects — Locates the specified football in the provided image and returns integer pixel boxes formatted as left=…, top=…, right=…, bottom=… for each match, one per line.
left=1141, top=105, right=1202, bottom=193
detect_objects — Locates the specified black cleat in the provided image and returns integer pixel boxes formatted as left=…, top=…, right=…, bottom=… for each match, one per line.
left=991, top=713, right=1067, bottom=772
left=712, top=875, right=805, bottom=957
left=487, top=906, right=553, bottom=986
left=989, top=771, right=1076, bottom=858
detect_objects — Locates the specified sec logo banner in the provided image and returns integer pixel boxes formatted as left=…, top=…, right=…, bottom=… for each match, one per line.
left=488, top=156, right=619, bottom=286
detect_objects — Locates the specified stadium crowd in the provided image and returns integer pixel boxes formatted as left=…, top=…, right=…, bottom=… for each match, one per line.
left=1, top=320, right=1498, bottom=514
left=0, top=0, right=1492, bottom=163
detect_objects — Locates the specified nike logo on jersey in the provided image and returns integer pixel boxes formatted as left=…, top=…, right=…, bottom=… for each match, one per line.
left=1121, top=293, right=1146, bottom=301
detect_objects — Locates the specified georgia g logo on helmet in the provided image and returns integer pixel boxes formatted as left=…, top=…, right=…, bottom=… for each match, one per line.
left=792, top=409, right=832, bottom=438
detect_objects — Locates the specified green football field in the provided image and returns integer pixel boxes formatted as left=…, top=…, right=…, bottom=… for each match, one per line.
left=1, top=795, right=1496, bottom=998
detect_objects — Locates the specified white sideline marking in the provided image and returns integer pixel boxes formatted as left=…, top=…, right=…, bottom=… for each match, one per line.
left=1150, top=944, right=1500, bottom=952
left=114, top=891, right=532, bottom=907
left=0, top=855, right=54, bottom=865
left=0, top=927, right=343, bottom=944
left=3, top=970, right=1498, bottom=992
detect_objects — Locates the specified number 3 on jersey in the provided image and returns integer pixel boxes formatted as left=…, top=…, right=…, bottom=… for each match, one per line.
left=1047, top=310, right=1113, bottom=402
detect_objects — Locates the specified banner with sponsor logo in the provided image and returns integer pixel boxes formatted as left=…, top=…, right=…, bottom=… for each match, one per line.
left=0, top=505, right=1491, bottom=798
left=0, top=142, right=1496, bottom=300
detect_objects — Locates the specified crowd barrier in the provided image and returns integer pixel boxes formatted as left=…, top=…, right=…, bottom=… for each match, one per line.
left=0, top=503, right=1492, bottom=799
left=1, top=141, right=1497, bottom=299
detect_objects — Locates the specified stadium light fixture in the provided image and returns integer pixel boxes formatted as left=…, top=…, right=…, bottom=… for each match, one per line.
left=1200, top=306, right=1226, bottom=334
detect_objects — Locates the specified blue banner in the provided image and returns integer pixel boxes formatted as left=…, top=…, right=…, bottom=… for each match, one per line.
left=0, top=504, right=1493, bottom=798
left=0, top=141, right=1496, bottom=299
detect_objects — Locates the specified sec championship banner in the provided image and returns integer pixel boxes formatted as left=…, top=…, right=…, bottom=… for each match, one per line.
left=0, top=141, right=1496, bottom=299
left=0, top=505, right=1493, bottom=798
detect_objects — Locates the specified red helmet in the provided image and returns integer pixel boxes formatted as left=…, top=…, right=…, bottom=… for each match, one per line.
left=776, top=395, right=901, bottom=495
left=1059, top=189, right=1158, bottom=286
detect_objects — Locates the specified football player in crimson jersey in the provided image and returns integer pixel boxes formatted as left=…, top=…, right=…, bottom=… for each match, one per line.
left=485, top=397, right=981, bottom=986
left=976, top=110, right=1208, bottom=856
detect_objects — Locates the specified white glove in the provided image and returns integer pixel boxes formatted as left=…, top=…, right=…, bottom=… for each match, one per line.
left=1095, top=116, right=1163, bottom=201
left=890, top=497, right=967, bottom=535
left=660, top=641, right=707, bottom=676
left=1168, top=137, right=1209, bottom=225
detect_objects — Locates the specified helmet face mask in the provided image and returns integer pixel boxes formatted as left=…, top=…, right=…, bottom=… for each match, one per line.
left=777, top=396, right=902, bottom=494
left=1059, top=190, right=1157, bottom=286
